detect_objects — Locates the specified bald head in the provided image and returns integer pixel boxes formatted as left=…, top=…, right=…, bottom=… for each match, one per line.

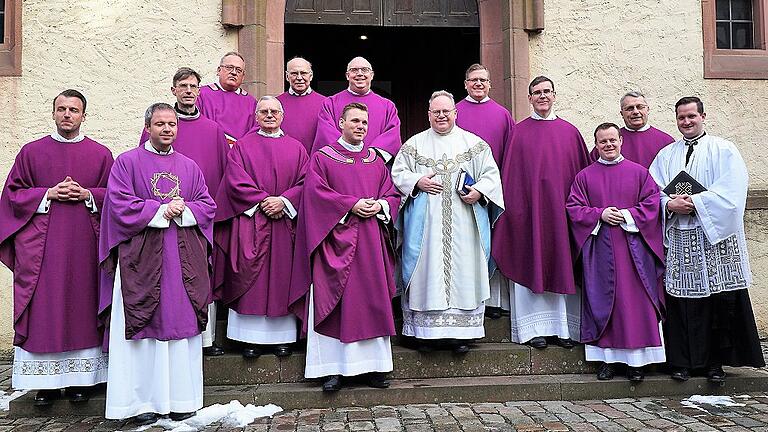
left=285, top=57, right=313, bottom=94
left=346, top=56, right=374, bottom=95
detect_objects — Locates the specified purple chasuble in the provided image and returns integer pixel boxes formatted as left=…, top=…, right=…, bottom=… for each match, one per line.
left=491, top=117, right=591, bottom=295
left=0, top=136, right=113, bottom=353
left=311, top=90, right=401, bottom=156
left=289, top=142, right=401, bottom=343
left=98, top=147, right=215, bottom=342
left=567, top=160, right=665, bottom=348
left=196, top=83, right=257, bottom=143
left=455, top=98, right=515, bottom=167
left=214, top=133, right=308, bottom=316
left=277, top=91, right=327, bottom=154
left=589, top=126, right=674, bottom=169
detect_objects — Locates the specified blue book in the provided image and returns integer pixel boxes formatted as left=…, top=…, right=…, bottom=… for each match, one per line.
left=455, top=169, right=475, bottom=196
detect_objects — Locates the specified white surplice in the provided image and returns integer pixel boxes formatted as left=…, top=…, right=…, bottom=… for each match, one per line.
left=12, top=346, right=108, bottom=390
left=227, top=310, right=298, bottom=344
left=507, top=282, right=581, bottom=343
left=585, top=323, right=666, bottom=367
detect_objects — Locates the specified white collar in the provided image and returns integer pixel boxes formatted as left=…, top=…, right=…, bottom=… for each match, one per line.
left=624, top=123, right=651, bottom=132
left=144, top=140, right=174, bottom=155
left=598, top=155, right=625, bottom=165
left=257, top=128, right=285, bottom=138
left=464, top=95, right=490, bottom=104
left=288, top=87, right=313, bottom=96
left=215, top=82, right=244, bottom=95
left=531, top=110, right=557, bottom=121
left=347, top=88, right=371, bottom=96
left=176, top=105, right=200, bottom=120
left=51, top=131, right=85, bottom=143
left=337, top=137, right=364, bottom=153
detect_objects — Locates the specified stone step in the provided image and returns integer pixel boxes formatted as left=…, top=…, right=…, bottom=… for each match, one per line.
left=11, top=367, right=768, bottom=417
left=203, top=344, right=593, bottom=385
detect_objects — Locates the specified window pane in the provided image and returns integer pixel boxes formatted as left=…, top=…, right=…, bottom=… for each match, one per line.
left=731, top=0, right=752, bottom=21
left=716, top=0, right=731, bottom=20
left=732, top=22, right=754, bottom=49
left=717, top=22, right=731, bottom=48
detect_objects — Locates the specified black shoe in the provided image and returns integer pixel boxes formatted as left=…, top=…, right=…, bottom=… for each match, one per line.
left=671, top=367, right=690, bottom=381
left=707, top=365, right=726, bottom=383
left=274, top=344, right=292, bottom=357
left=322, top=375, right=342, bottom=392
left=169, top=411, right=196, bottom=421
left=242, top=345, right=262, bottom=359
left=133, top=412, right=159, bottom=426
left=416, top=339, right=434, bottom=353
left=64, top=386, right=91, bottom=403
left=596, top=363, right=615, bottom=381
left=203, top=344, right=225, bottom=357
left=527, top=336, right=547, bottom=349
left=366, top=372, right=390, bottom=389
left=627, top=367, right=645, bottom=383
left=486, top=306, right=503, bottom=320
left=452, top=342, right=470, bottom=354
left=555, top=338, right=576, bottom=349
left=34, top=389, right=61, bottom=406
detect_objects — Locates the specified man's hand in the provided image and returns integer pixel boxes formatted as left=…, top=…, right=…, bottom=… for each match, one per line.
left=47, top=176, right=80, bottom=201
left=416, top=173, right=443, bottom=195
left=261, top=196, right=286, bottom=219
left=460, top=186, right=482, bottom=205
left=667, top=194, right=695, bottom=215
left=351, top=198, right=382, bottom=218
left=164, top=197, right=185, bottom=220
left=601, top=206, right=625, bottom=225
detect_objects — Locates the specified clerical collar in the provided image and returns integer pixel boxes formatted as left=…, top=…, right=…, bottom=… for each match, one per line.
left=288, top=87, right=313, bottom=96
left=625, top=123, right=651, bottom=132
left=598, top=155, right=625, bottom=165
left=175, top=104, right=200, bottom=120
left=347, top=88, right=371, bottom=96
left=337, top=137, right=364, bottom=153
left=433, top=126, right=456, bottom=136
left=51, top=131, right=85, bottom=143
left=144, top=140, right=174, bottom=155
left=684, top=131, right=706, bottom=144
left=215, top=82, right=245, bottom=95
left=257, top=128, right=285, bottom=138
left=531, top=110, right=557, bottom=121
left=464, top=95, right=490, bottom=104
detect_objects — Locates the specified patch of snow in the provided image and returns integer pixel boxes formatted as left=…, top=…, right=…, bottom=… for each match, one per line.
left=0, top=390, right=28, bottom=411
left=125, top=400, right=282, bottom=431
left=683, top=395, right=745, bottom=407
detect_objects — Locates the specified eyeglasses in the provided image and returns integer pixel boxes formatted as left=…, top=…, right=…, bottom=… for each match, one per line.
left=347, top=67, right=372, bottom=74
left=220, top=64, right=244, bottom=75
left=622, top=104, right=648, bottom=112
left=175, top=83, right=199, bottom=90
left=429, top=109, right=455, bottom=117
left=257, top=109, right=282, bottom=116
left=530, top=89, right=555, bottom=98
left=288, top=71, right=311, bottom=78
left=466, top=78, right=489, bottom=83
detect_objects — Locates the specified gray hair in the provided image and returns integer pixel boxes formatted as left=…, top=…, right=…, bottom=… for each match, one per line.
left=620, top=91, right=646, bottom=107
left=220, top=51, right=244, bottom=65
left=429, top=90, right=455, bottom=106
left=286, top=56, right=313, bottom=71
left=257, top=95, right=284, bottom=112
left=144, top=102, right=177, bottom=127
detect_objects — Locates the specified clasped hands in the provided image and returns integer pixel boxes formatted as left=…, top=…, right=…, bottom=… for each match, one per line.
left=261, top=196, right=286, bottom=219
left=667, top=194, right=695, bottom=215
left=600, top=206, right=626, bottom=225
left=46, top=176, right=90, bottom=202
left=416, top=173, right=482, bottom=205
left=163, top=196, right=186, bottom=220
left=352, top=198, right=382, bottom=218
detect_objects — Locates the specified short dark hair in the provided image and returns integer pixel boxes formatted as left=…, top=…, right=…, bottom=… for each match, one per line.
left=528, top=76, right=555, bottom=95
left=144, top=102, right=177, bottom=128
left=52, top=89, right=87, bottom=112
left=594, top=122, right=622, bottom=140
left=465, top=63, right=489, bottom=80
left=341, top=102, right=368, bottom=120
left=675, top=96, right=704, bottom=115
left=173, top=67, right=202, bottom=87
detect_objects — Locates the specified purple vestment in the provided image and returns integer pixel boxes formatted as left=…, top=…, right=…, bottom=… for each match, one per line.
left=455, top=98, right=515, bottom=166
left=289, top=142, right=401, bottom=343
left=311, top=90, right=401, bottom=156
left=589, top=126, right=674, bottom=169
left=276, top=91, right=327, bottom=154
left=98, top=147, right=216, bottom=342
left=491, top=117, right=591, bottom=295
left=567, top=160, right=665, bottom=348
left=214, top=133, right=308, bottom=316
left=0, top=136, right=113, bottom=353
left=197, top=83, right=257, bottom=143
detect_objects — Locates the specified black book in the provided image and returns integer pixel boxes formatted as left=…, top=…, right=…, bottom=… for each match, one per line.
left=662, top=170, right=707, bottom=196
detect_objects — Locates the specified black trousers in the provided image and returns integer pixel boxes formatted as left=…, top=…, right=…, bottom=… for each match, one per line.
left=663, top=290, right=765, bottom=369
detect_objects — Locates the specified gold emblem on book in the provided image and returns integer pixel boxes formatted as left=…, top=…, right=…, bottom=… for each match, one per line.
left=151, top=172, right=181, bottom=200
left=675, top=182, right=693, bottom=195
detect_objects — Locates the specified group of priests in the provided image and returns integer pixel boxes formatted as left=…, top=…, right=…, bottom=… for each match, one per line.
left=0, top=50, right=762, bottom=425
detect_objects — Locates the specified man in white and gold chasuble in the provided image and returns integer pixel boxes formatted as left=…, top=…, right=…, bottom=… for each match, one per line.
left=392, top=91, right=504, bottom=353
